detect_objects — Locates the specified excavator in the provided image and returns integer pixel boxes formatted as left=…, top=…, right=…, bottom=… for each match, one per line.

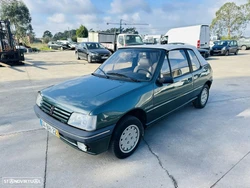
left=0, top=20, right=24, bottom=65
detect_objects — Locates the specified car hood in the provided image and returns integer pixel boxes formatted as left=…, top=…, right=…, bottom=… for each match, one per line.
left=41, top=75, right=145, bottom=114
left=89, top=49, right=110, bottom=54
left=212, top=45, right=226, bottom=50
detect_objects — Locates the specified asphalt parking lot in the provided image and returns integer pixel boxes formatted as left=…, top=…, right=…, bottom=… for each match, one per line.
left=1, top=50, right=250, bottom=188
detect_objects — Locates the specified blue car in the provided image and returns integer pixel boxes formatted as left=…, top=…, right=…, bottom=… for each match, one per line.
left=210, top=40, right=239, bottom=56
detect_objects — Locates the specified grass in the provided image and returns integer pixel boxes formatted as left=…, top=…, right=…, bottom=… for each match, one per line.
left=30, top=43, right=51, bottom=51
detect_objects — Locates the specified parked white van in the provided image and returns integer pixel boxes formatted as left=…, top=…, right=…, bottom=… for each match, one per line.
left=164, top=25, right=210, bottom=50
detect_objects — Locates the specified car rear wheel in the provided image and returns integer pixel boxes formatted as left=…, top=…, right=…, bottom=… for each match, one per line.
left=87, top=55, right=92, bottom=63
left=193, top=84, right=209, bottom=109
left=241, top=45, right=247, bottom=50
left=110, top=116, right=143, bottom=159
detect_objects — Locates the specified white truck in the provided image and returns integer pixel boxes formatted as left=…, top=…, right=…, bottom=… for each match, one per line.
left=164, top=25, right=210, bottom=50
left=88, top=32, right=144, bottom=52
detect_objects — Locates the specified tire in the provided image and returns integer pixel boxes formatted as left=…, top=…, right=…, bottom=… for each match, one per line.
left=241, top=45, right=247, bottom=50
left=87, top=55, right=92, bottom=63
left=193, top=84, right=209, bottom=109
left=75, top=52, right=80, bottom=60
left=225, top=50, right=229, bottom=56
left=234, top=50, right=239, bottom=55
left=110, top=116, right=143, bottom=159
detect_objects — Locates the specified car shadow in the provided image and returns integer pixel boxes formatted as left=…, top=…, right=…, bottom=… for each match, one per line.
left=237, top=52, right=249, bottom=56
left=206, top=57, right=219, bottom=61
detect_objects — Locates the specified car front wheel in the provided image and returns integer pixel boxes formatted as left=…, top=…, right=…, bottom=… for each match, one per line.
left=110, top=116, right=143, bottom=159
left=193, top=84, right=209, bottom=109
left=234, top=50, right=239, bottom=55
left=87, top=55, right=92, bottom=63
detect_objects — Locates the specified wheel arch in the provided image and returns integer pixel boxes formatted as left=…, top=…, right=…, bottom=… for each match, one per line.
left=116, top=108, right=147, bottom=134
left=205, top=80, right=212, bottom=88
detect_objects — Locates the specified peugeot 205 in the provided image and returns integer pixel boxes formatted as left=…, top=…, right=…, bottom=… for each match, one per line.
left=34, top=44, right=213, bottom=159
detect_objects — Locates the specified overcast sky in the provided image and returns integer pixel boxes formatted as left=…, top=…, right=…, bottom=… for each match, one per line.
left=22, top=0, right=250, bottom=37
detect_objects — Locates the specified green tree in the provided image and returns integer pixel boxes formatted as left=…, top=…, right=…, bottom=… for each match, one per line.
left=53, top=29, right=76, bottom=41
left=0, top=0, right=33, bottom=43
left=242, top=0, right=250, bottom=23
left=123, top=27, right=139, bottom=34
left=43, top=30, right=53, bottom=38
left=76, top=25, right=88, bottom=38
left=210, top=2, right=247, bottom=38
left=53, top=32, right=66, bottom=40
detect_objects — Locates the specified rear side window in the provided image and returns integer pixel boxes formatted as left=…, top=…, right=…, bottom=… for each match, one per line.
left=187, top=50, right=201, bottom=71
left=168, top=50, right=190, bottom=78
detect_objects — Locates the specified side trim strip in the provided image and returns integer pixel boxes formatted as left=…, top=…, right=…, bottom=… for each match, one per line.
left=147, top=85, right=202, bottom=113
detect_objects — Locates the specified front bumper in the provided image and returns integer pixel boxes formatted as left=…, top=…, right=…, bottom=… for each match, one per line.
left=34, top=105, right=115, bottom=155
left=210, top=49, right=226, bottom=55
left=91, top=55, right=110, bottom=62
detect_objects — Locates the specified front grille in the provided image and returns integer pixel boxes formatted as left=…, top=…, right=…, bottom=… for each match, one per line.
left=41, top=99, right=71, bottom=123
left=100, top=54, right=109, bottom=57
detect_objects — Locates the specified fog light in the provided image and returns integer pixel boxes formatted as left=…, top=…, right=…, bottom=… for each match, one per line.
left=77, top=142, right=87, bottom=151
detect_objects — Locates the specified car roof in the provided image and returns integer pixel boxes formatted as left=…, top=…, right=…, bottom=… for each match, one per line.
left=121, top=44, right=199, bottom=51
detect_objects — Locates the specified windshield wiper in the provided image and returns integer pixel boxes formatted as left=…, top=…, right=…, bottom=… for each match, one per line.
left=92, top=68, right=109, bottom=78
left=107, top=72, right=140, bottom=82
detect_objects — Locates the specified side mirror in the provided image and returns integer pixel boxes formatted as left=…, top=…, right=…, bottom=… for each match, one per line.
left=158, top=76, right=173, bottom=84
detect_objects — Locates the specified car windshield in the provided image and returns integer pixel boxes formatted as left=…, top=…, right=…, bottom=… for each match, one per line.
left=86, top=43, right=105, bottom=49
left=125, top=35, right=144, bottom=45
left=217, top=41, right=228, bottom=46
left=93, top=48, right=163, bottom=82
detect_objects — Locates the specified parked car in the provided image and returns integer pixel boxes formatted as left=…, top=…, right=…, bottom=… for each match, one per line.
left=15, top=45, right=30, bottom=53
left=210, top=40, right=238, bottom=56
left=34, top=44, right=213, bottom=159
left=237, top=37, right=250, bottom=50
left=48, top=41, right=70, bottom=50
left=68, top=42, right=77, bottom=50
left=75, top=42, right=112, bottom=63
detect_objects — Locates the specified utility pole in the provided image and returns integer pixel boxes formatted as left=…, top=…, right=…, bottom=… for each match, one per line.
left=107, top=19, right=148, bottom=33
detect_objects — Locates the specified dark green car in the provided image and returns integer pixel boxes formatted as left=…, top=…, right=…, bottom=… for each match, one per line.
left=34, top=45, right=213, bottom=159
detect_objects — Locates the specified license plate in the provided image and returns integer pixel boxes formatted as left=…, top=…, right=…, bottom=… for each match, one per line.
left=40, top=119, right=60, bottom=138
left=101, top=56, right=108, bottom=59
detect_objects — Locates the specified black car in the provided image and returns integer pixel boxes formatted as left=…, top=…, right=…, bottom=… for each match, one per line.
left=210, top=40, right=239, bottom=56
left=75, top=42, right=112, bottom=63
left=48, top=41, right=70, bottom=50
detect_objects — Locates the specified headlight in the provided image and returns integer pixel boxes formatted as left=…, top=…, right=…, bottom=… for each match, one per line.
left=36, top=92, right=42, bottom=107
left=68, top=113, right=97, bottom=131
left=222, top=47, right=226, bottom=50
